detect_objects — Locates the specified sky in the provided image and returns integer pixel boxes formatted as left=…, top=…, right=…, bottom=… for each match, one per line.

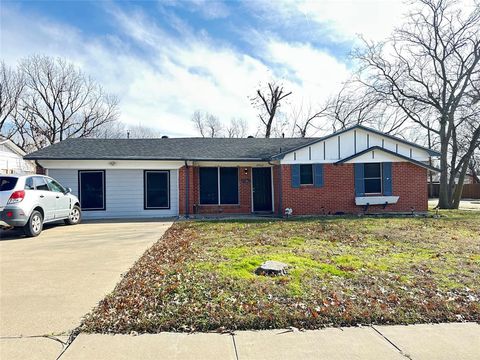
left=0, top=0, right=410, bottom=137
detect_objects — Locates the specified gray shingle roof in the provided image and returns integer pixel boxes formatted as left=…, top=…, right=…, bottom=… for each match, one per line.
left=24, top=125, right=441, bottom=161
left=24, top=137, right=315, bottom=161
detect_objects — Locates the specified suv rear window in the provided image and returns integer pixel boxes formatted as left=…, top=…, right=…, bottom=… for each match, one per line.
left=0, top=177, right=18, bottom=191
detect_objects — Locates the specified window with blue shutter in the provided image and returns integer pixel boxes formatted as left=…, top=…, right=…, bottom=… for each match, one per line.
left=313, top=164, right=324, bottom=187
left=354, top=163, right=365, bottom=196
left=291, top=164, right=300, bottom=188
left=382, top=162, right=392, bottom=196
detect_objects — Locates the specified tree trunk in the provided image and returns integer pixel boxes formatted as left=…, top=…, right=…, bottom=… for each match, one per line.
left=452, top=160, right=470, bottom=209
left=438, top=131, right=451, bottom=208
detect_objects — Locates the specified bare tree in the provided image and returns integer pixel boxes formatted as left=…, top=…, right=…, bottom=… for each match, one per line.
left=252, top=82, right=292, bottom=138
left=289, top=100, right=329, bottom=137
left=324, top=82, right=382, bottom=132
left=191, top=111, right=223, bottom=138
left=11, top=55, right=119, bottom=150
left=226, top=118, right=248, bottom=138
left=191, top=110, right=206, bottom=137
left=0, top=62, right=24, bottom=136
left=355, top=0, right=480, bottom=209
left=94, top=122, right=162, bottom=139
left=205, top=113, right=222, bottom=138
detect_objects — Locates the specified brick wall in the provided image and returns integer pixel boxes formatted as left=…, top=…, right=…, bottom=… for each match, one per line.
left=178, top=165, right=252, bottom=215
left=279, top=162, right=427, bottom=215
left=179, top=162, right=428, bottom=216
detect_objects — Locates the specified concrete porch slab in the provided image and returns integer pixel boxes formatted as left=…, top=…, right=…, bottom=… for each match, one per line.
left=60, top=333, right=237, bottom=360
left=375, top=322, right=480, bottom=360
left=233, top=327, right=405, bottom=360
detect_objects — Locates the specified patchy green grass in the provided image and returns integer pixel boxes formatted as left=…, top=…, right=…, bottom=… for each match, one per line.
left=82, top=211, right=480, bottom=333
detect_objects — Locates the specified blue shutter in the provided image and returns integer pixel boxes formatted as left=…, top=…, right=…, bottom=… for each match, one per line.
left=354, top=163, right=365, bottom=196
left=291, top=164, right=300, bottom=188
left=313, top=164, right=324, bottom=188
left=383, top=162, right=392, bottom=196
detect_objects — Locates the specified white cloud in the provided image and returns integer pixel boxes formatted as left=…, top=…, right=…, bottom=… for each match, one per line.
left=0, top=3, right=352, bottom=137
left=296, top=0, right=408, bottom=42
left=248, top=0, right=408, bottom=42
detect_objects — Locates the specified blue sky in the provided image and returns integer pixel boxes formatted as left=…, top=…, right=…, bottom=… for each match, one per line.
left=1, top=0, right=408, bottom=136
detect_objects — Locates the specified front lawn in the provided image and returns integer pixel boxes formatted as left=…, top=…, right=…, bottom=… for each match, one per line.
left=82, top=212, right=480, bottom=333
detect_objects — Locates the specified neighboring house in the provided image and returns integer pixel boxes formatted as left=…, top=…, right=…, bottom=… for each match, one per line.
left=24, top=125, right=441, bottom=219
left=0, top=137, right=36, bottom=175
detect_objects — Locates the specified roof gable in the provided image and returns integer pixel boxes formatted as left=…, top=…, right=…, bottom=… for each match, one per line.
left=272, top=125, right=441, bottom=159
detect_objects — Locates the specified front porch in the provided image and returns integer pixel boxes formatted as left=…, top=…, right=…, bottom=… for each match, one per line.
left=178, top=163, right=280, bottom=217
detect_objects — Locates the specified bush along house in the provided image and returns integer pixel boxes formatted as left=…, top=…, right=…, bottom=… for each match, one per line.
left=24, top=125, right=441, bottom=219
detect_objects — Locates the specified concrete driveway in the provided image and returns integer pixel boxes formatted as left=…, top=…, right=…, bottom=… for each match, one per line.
left=0, top=219, right=172, bottom=359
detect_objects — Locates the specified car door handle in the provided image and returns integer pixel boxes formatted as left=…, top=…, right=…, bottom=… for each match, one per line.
left=40, top=195, right=45, bottom=198
left=56, top=196, right=60, bottom=199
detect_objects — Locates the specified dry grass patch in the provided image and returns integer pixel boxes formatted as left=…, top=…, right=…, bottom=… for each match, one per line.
left=82, top=211, right=480, bottom=333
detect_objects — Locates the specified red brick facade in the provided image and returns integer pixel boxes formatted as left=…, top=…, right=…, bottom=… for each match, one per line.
left=178, top=162, right=427, bottom=216
left=279, top=162, right=427, bottom=215
left=179, top=165, right=252, bottom=215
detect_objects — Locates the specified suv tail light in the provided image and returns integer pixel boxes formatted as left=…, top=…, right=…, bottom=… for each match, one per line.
left=7, top=190, right=25, bottom=204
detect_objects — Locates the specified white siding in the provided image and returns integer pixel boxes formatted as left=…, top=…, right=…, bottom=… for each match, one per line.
left=281, top=127, right=432, bottom=164
left=0, top=143, right=36, bottom=174
left=343, top=149, right=406, bottom=163
left=48, top=169, right=179, bottom=219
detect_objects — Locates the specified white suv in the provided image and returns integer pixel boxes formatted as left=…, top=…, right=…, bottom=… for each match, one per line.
left=0, top=175, right=81, bottom=237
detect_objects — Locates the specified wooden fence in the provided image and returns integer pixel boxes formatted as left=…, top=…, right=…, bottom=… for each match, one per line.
left=429, top=183, right=480, bottom=199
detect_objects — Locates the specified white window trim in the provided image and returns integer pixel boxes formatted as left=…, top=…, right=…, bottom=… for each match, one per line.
left=144, top=170, right=170, bottom=210
left=364, top=163, right=383, bottom=195
left=78, top=170, right=106, bottom=211
left=300, top=164, right=314, bottom=185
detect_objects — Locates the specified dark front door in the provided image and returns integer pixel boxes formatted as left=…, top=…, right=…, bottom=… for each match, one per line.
left=252, top=167, right=272, bottom=212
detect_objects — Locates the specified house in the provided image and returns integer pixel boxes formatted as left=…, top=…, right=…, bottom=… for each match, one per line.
left=24, top=125, right=441, bottom=219
left=0, top=137, right=36, bottom=175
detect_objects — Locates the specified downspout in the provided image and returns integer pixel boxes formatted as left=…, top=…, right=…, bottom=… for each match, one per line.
left=268, top=159, right=282, bottom=217
left=184, top=160, right=190, bottom=219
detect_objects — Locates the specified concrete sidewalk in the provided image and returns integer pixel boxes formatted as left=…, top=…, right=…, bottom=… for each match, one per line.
left=56, top=322, right=478, bottom=360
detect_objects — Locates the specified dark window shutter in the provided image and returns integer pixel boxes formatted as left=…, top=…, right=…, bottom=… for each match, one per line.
left=354, top=163, right=365, bottom=196
left=382, top=162, right=392, bottom=196
left=291, top=164, right=300, bottom=188
left=313, top=164, right=324, bottom=187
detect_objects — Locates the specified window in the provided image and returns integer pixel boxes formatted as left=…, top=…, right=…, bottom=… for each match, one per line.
left=79, top=171, right=105, bottom=210
left=0, top=177, right=18, bottom=191
left=46, top=178, right=65, bottom=193
left=144, top=171, right=170, bottom=209
left=24, top=177, right=34, bottom=190
left=199, top=167, right=238, bottom=205
left=34, top=176, right=49, bottom=191
left=199, top=167, right=218, bottom=204
left=220, top=167, right=239, bottom=204
left=364, top=163, right=382, bottom=194
left=300, top=164, right=313, bottom=185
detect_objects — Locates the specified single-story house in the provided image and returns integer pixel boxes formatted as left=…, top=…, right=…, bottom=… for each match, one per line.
left=24, top=125, right=441, bottom=219
left=0, top=137, right=36, bottom=175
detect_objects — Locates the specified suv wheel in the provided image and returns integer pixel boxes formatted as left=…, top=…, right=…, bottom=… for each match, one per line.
left=24, top=210, right=43, bottom=237
left=65, top=205, right=81, bottom=225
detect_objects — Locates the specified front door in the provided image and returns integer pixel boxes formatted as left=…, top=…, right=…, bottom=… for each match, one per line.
left=252, top=167, right=272, bottom=212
